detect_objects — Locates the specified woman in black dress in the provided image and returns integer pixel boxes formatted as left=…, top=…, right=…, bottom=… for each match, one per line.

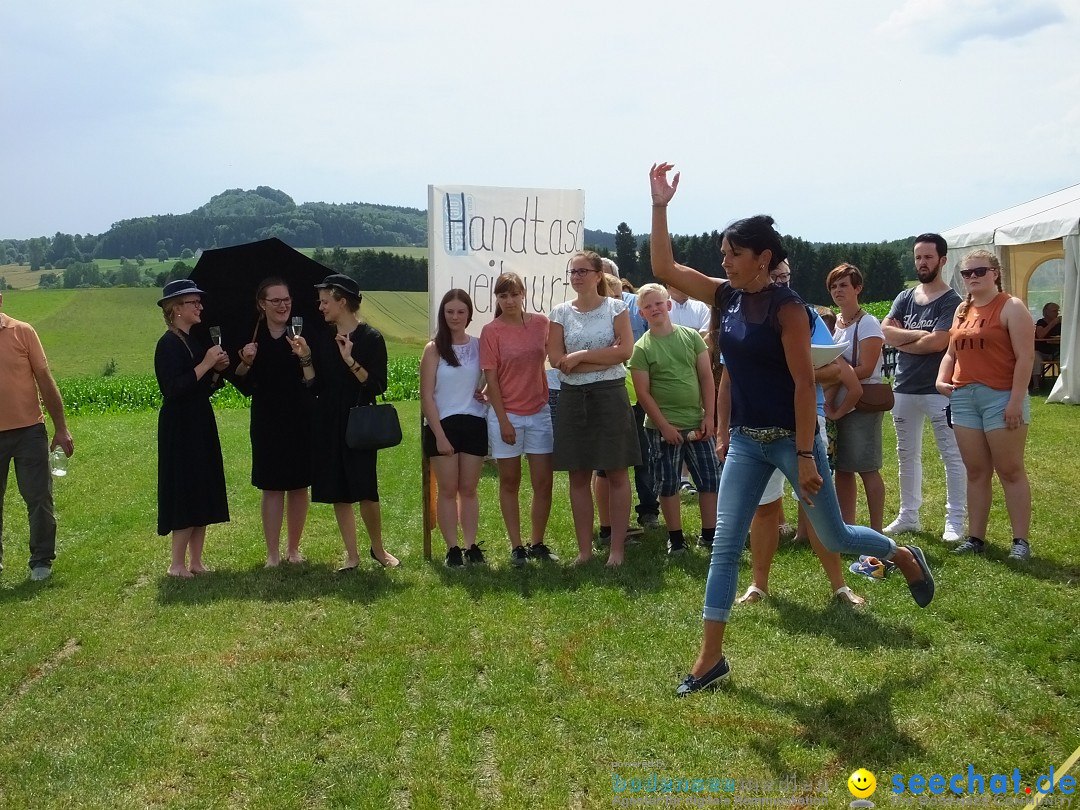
left=234, top=278, right=314, bottom=567
left=155, top=279, right=231, bottom=578
left=290, top=274, right=400, bottom=569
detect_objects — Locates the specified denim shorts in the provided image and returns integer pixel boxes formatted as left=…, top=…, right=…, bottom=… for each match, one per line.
left=950, top=383, right=1030, bottom=432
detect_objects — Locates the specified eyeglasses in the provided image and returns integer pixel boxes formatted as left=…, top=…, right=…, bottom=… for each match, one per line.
left=264, top=297, right=292, bottom=306
left=180, top=299, right=203, bottom=308
left=772, top=273, right=791, bottom=282
left=959, top=267, right=992, bottom=278
left=568, top=268, right=595, bottom=277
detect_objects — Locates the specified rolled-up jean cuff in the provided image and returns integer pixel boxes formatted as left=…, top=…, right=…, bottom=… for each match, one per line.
left=702, top=607, right=731, bottom=623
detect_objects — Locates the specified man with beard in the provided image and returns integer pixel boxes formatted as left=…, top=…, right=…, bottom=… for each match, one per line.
left=880, top=233, right=966, bottom=542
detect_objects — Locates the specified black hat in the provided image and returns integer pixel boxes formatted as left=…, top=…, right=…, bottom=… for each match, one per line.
left=314, top=273, right=362, bottom=303
left=158, top=278, right=206, bottom=307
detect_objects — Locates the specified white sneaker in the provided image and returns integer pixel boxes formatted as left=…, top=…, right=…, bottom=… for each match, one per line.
left=941, top=527, right=963, bottom=543
left=884, top=517, right=921, bottom=535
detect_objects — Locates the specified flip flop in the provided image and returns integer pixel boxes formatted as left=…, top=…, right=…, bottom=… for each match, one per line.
left=905, top=545, right=935, bottom=608
left=736, top=584, right=768, bottom=605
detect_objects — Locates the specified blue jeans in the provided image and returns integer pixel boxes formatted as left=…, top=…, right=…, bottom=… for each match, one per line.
left=702, top=429, right=896, bottom=623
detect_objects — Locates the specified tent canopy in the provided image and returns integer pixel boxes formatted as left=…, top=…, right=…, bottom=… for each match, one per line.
left=941, top=183, right=1080, bottom=405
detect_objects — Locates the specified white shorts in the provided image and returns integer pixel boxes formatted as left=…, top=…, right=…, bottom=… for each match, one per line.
left=758, top=415, right=827, bottom=505
left=486, top=406, right=554, bottom=458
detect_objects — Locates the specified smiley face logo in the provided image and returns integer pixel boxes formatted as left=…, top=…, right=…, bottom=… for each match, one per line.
left=848, top=769, right=877, bottom=799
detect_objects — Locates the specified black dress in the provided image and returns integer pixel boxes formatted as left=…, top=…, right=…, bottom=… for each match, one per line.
left=231, top=323, right=313, bottom=491
left=309, top=323, right=388, bottom=504
left=155, top=330, right=230, bottom=536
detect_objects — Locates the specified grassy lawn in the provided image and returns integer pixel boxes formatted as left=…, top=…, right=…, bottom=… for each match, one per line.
left=0, top=288, right=427, bottom=376
left=1, top=397, right=1077, bottom=809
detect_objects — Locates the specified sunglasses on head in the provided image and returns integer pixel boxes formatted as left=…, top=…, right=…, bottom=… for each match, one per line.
left=959, top=266, right=992, bottom=278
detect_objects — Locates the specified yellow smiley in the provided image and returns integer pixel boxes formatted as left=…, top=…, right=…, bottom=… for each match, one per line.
left=848, top=768, right=877, bottom=798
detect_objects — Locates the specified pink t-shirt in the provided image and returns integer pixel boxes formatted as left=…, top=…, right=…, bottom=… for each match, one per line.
left=479, top=313, right=550, bottom=416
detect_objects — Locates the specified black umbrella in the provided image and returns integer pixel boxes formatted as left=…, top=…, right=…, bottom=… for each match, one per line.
left=188, top=238, right=333, bottom=358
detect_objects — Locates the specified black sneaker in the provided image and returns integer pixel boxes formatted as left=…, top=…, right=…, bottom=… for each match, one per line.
left=527, top=542, right=560, bottom=562
left=444, top=546, right=464, bottom=568
left=595, top=530, right=611, bottom=549
left=638, top=513, right=661, bottom=530
left=953, top=537, right=985, bottom=555
left=1008, top=539, right=1031, bottom=561
left=676, top=657, right=730, bottom=697
left=697, top=535, right=713, bottom=549
left=463, top=543, right=486, bottom=565
left=667, top=537, right=687, bottom=556
left=510, top=546, right=529, bottom=566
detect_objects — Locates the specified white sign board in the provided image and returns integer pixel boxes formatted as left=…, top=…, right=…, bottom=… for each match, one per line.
left=427, top=184, right=586, bottom=336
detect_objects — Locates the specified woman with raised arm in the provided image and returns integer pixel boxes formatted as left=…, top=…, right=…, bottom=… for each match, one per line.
left=548, top=251, right=639, bottom=566
left=648, top=163, right=935, bottom=696
left=233, top=277, right=313, bottom=567
left=936, top=250, right=1035, bottom=560
left=289, top=274, right=399, bottom=570
left=420, top=289, right=488, bottom=567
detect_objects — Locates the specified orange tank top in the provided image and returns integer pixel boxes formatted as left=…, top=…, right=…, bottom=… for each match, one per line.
left=950, top=292, right=1015, bottom=391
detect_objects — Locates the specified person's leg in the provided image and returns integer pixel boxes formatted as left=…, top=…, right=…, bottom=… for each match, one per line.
left=685, top=438, right=719, bottom=543
left=526, top=452, right=554, bottom=545
left=168, top=527, right=194, bottom=577
left=926, top=393, right=967, bottom=536
left=457, top=454, right=484, bottom=548
left=359, top=500, right=397, bottom=566
left=692, top=433, right=773, bottom=676
left=747, top=498, right=782, bottom=595
left=834, top=471, right=858, bottom=524
left=889, top=393, right=925, bottom=527
left=952, top=426, right=992, bottom=541
left=12, top=425, right=56, bottom=572
left=632, top=403, right=660, bottom=524
left=260, top=490, right=285, bottom=566
left=187, top=526, right=208, bottom=573
left=0, top=440, right=9, bottom=570
left=605, top=468, right=632, bottom=566
left=860, top=471, right=886, bottom=533
left=986, top=425, right=1031, bottom=541
left=568, top=469, right=596, bottom=563
left=431, top=454, right=462, bottom=549
left=284, top=488, right=309, bottom=562
left=334, top=502, right=361, bottom=568
left=496, top=457, right=524, bottom=549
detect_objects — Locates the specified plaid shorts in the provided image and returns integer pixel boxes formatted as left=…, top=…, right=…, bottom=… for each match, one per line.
left=645, top=429, right=721, bottom=497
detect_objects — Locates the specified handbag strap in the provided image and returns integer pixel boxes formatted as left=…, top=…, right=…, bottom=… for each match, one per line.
left=851, top=315, right=860, bottom=368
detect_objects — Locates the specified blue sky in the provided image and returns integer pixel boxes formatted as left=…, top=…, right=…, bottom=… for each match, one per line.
left=2, top=0, right=1077, bottom=242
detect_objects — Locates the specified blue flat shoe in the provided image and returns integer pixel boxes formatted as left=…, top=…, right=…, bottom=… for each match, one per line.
left=905, top=545, right=935, bottom=607
left=675, top=657, right=730, bottom=697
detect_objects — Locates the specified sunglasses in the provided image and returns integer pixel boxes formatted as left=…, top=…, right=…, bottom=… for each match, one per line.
left=959, top=267, right=993, bottom=278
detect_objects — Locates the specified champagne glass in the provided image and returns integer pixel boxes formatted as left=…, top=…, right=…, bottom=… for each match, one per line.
left=209, top=326, right=222, bottom=346
left=288, top=317, right=303, bottom=339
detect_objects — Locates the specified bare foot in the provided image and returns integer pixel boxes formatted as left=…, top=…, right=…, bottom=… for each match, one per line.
left=285, top=553, right=305, bottom=564
left=373, top=551, right=400, bottom=568
left=188, top=565, right=212, bottom=575
left=605, top=553, right=625, bottom=567
left=265, top=557, right=281, bottom=568
left=572, top=553, right=593, bottom=565
left=167, top=566, right=193, bottom=579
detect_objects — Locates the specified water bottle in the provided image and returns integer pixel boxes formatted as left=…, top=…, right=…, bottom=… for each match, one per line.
left=50, top=447, right=68, bottom=477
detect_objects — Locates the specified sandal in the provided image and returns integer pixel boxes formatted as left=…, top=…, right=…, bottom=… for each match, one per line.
left=736, top=584, right=768, bottom=605
left=833, top=585, right=867, bottom=607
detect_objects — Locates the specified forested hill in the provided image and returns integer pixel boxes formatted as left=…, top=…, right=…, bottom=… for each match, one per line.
left=1, top=186, right=618, bottom=263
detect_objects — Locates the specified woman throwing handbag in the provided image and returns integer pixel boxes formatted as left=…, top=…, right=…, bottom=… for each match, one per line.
left=290, top=273, right=400, bottom=570
left=828, top=263, right=888, bottom=533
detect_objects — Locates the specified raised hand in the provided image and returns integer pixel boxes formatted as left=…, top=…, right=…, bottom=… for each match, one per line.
left=650, top=162, right=681, bottom=206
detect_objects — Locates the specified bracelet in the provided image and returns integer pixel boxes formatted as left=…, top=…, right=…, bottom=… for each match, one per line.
left=797, top=450, right=814, bottom=459
left=349, top=360, right=358, bottom=372
left=238, top=360, right=250, bottom=369
left=299, top=355, right=312, bottom=368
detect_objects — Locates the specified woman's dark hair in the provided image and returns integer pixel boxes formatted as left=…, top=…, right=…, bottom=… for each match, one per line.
left=721, top=215, right=788, bottom=271
left=434, top=288, right=474, bottom=367
left=826, top=263, right=864, bottom=292
left=255, top=277, right=290, bottom=323
left=493, top=272, right=525, bottom=319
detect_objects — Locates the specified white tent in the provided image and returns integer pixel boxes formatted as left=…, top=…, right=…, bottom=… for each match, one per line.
left=941, top=183, right=1080, bottom=404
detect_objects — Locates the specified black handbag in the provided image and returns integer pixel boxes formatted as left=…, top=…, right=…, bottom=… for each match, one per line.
left=346, top=401, right=402, bottom=451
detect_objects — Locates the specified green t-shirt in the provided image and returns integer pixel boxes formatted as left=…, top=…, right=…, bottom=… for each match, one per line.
left=629, top=325, right=707, bottom=430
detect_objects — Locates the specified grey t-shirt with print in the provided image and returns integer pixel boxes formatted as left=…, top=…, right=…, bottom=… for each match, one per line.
left=887, top=286, right=962, bottom=395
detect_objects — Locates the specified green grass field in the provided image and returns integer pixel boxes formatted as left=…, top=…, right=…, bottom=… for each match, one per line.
left=0, top=288, right=429, bottom=376
left=0, top=399, right=1077, bottom=809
